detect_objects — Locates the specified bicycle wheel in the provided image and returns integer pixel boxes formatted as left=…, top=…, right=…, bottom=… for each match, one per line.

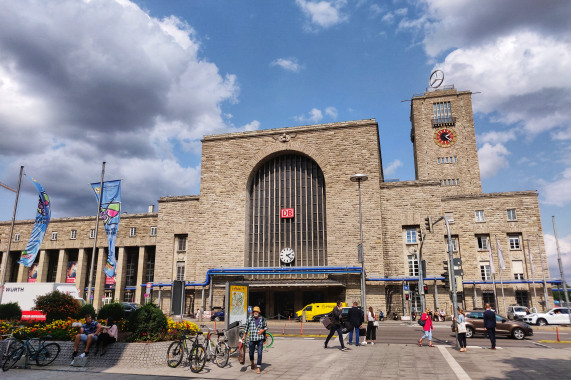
left=189, top=345, right=206, bottom=373
left=263, top=332, right=274, bottom=349
left=2, top=346, right=24, bottom=372
left=214, top=342, right=229, bottom=368
left=2, top=338, right=23, bottom=362
left=167, top=341, right=184, bottom=368
left=36, top=343, right=60, bottom=366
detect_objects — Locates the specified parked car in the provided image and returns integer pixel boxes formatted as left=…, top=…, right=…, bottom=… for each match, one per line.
left=451, top=310, right=533, bottom=340
left=507, top=305, right=528, bottom=320
left=523, top=307, right=570, bottom=326
left=121, top=302, right=140, bottom=315
left=211, top=309, right=225, bottom=321
left=302, top=302, right=348, bottom=321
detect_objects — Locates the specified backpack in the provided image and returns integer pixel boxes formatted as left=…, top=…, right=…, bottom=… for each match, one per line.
left=418, top=318, right=426, bottom=327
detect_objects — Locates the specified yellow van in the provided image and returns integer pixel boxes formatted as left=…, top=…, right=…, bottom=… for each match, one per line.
left=296, top=302, right=348, bottom=321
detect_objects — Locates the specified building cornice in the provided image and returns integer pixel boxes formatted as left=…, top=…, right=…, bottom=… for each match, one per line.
left=442, top=190, right=538, bottom=202
left=159, top=195, right=200, bottom=203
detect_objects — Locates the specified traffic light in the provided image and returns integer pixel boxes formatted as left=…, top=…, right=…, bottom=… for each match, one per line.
left=423, top=285, right=428, bottom=294
left=441, top=260, right=450, bottom=290
left=405, top=294, right=409, bottom=300
left=425, top=216, right=433, bottom=233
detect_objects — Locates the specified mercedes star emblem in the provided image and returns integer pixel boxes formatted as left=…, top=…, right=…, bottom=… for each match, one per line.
left=429, top=70, right=444, bottom=88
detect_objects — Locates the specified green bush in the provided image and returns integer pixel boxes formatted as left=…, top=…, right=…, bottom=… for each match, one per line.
left=0, top=302, right=22, bottom=321
left=98, top=302, right=125, bottom=322
left=34, top=291, right=80, bottom=322
left=77, top=304, right=97, bottom=319
left=127, top=303, right=168, bottom=341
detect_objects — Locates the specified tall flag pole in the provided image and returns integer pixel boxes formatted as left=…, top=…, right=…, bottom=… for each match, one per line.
left=488, top=238, right=498, bottom=310
left=18, top=176, right=51, bottom=267
left=527, top=240, right=538, bottom=311
left=552, top=216, right=571, bottom=325
left=91, top=179, right=121, bottom=278
left=0, top=166, right=24, bottom=305
left=86, top=162, right=105, bottom=305
left=537, top=234, right=549, bottom=309
left=495, top=235, right=507, bottom=314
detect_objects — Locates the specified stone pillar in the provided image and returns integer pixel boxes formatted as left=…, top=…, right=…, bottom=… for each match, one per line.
left=75, top=249, right=88, bottom=299
left=93, top=248, right=107, bottom=310
left=36, top=250, right=49, bottom=282
left=17, top=262, right=28, bottom=283
left=114, top=247, right=127, bottom=303
left=134, top=246, right=147, bottom=304
left=55, top=249, right=68, bottom=283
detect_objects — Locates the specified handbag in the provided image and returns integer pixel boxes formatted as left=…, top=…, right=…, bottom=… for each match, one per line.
left=373, top=321, right=379, bottom=327
left=457, top=322, right=467, bottom=334
left=238, top=341, right=245, bottom=364
left=321, top=316, right=333, bottom=330
left=418, top=318, right=426, bottom=327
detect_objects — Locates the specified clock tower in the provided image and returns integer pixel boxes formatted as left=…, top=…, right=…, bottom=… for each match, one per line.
left=410, top=85, right=482, bottom=195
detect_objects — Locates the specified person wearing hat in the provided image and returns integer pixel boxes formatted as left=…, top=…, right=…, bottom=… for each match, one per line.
left=242, top=306, right=268, bottom=374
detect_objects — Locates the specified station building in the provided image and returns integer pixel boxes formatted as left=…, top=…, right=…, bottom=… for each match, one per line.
left=0, top=83, right=555, bottom=317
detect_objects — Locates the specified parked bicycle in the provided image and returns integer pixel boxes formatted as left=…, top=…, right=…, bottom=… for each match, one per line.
left=166, top=331, right=195, bottom=368
left=199, top=325, right=229, bottom=368
left=2, top=336, right=60, bottom=371
left=1, top=327, right=23, bottom=364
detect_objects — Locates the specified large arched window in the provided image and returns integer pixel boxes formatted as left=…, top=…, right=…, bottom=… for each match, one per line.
left=248, top=154, right=327, bottom=267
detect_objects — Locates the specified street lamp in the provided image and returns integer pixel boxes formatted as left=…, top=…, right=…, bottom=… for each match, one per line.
left=350, top=174, right=368, bottom=312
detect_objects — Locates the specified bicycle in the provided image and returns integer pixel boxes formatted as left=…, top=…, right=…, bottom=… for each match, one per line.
left=187, top=331, right=206, bottom=373
left=1, top=327, right=24, bottom=364
left=262, top=331, right=274, bottom=349
left=166, top=331, right=195, bottom=368
left=199, top=325, right=229, bottom=368
left=2, top=336, right=60, bottom=371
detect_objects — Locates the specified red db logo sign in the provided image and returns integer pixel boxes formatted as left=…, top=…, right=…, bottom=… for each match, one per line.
left=281, top=208, right=294, bottom=218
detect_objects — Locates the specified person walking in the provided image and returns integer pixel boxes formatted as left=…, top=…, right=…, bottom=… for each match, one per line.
left=455, top=307, right=467, bottom=352
left=242, top=306, right=268, bottom=374
left=347, top=301, right=364, bottom=346
left=324, top=300, right=348, bottom=351
left=483, top=303, right=496, bottom=349
left=418, top=307, right=434, bottom=347
left=365, top=306, right=377, bottom=345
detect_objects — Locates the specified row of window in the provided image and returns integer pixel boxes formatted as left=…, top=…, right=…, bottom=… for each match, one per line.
left=480, top=260, right=525, bottom=280
left=476, top=209, right=517, bottom=222
left=432, top=102, right=453, bottom=125
left=437, top=156, right=458, bottom=164
left=13, top=226, right=158, bottom=242
left=407, top=230, right=522, bottom=251
left=440, top=179, right=460, bottom=186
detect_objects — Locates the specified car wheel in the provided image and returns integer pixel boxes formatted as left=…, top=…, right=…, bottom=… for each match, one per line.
left=215, top=316, right=221, bottom=322
left=512, top=328, right=525, bottom=340
left=537, top=318, right=547, bottom=326
left=465, top=327, right=474, bottom=338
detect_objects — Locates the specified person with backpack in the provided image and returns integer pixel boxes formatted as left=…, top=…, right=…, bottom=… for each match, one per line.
left=242, top=306, right=268, bottom=374
left=418, top=307, right=435, bottom=347
left=324, top=300, right=348, bottom=351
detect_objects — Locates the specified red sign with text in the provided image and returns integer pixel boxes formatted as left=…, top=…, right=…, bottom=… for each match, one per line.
left=280, top=208, right=294, bottom=218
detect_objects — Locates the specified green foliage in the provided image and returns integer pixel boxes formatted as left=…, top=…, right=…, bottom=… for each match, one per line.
left=98, top=302, right=126, bottom=322
left=127, top=303, right=168, bottom=341
left=34, top=291, right=80, bottom=322
left=0, top=302, right=22, bottom=321
left=77, top=303, right=97, bottom=319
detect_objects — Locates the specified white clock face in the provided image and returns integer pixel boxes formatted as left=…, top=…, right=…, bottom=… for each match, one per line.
left=280, top=247, right=295, bottom=264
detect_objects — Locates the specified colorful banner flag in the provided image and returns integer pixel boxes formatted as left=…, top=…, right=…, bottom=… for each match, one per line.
left=495, top=236, right=506, bottom=271
left=28, top=263, right=38, bottom=283
left=18, top=176, right=51, bottom=267
left=66, top=261, right=77, bottom=283
left=488, top=241, right=496, bottom=275
left=91, top=180, right=121, bottom=278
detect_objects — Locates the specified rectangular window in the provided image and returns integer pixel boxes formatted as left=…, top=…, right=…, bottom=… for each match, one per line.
left=176, top=261, right=185, bottom=281
left=482, top=291, right=496, bottom=309
left=14, top=233, right=20, bottom=242
left=507, top=208, right=517, bottom=221
left=477, top=235, right=489, bottom=250
left=145, top=251, right=155, bottom=283
left=406, top=229, right=417, bottom=244
left=129, top=227, right=136, bottom=237
left=90, top=229, right=95, bottom=239
left=512, top=260, right=524, bottom=280
left=475, top=210, right=485, bottom=222
left=123, top=290, right=135, bottom=303
left=407, top=255, right=419, bottom=277
left=445, top=212, right=454, bottom=223
left=509, top=235, right=521, bottom=250
left=515, top=290, right=529, bottom=307
left=432, top=101, right=453, bottom=124
left=446, top=237, right=458, bottom=252
left=125, top=251, right=137, bottom=286
left=70, top=230, right=77, bottom=240
left=51, top=232, right=58, bottom=241
left=150, top=226, right=157, bottom=236
left=480, top=261, right=491, bottom=280
left=176, top=235, right=187, bottom=252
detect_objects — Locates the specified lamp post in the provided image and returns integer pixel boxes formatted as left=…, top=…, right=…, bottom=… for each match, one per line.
left=350, top=174, right=368, bottom=312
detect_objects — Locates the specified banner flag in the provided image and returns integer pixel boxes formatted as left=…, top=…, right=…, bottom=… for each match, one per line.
left=488, top=241, right=496, bottom=275
left=18, top=176, right=51, bottom=267
left=495, top=236, right=506, bottom=271
left=91, top=180, right=121, bottom=278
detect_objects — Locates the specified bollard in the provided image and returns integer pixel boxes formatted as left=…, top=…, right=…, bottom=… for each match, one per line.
left=557, top=327, right=560, bottom=342
left=214, top=321, right=216, bottom=330
left=283, top=323, right=286, bottom=336
left=300, top=322, right=303, bottom=335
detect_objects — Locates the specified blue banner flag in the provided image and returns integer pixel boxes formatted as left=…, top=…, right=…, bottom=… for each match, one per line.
left=18, top=176, right=51, bottom=267
left=91, top=180, right=121, bottom=278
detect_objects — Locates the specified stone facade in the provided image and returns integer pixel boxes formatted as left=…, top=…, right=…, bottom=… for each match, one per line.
left=0, top=86, right=554, bottom=317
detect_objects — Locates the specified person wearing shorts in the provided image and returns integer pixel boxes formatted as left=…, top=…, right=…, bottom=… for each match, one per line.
left=72, top=314, right=101, bottom=363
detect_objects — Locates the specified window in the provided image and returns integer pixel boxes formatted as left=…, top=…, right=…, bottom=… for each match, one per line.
left=51, top=232, right=58, bottom=240
left=90, top=229, right=95, bottom=239
left=406, top=229, right=417, bottom=244
left=145, top=251, right=155, bottom=283
left=477, top=235, right=489, bottom=250
left=129, top=227, right=136, bottom=237
left=507, top=209, right=517, bottom=221
left=480, top=261, right=491, bottom=280
left=14, top=233, right=20, bottom=242
left=70, top=230, right=77, bottom=240
left=125, top=251, right=137, bottom=287
left=123, top=290, right=135, bottom=303
left=515, top=290, right=529, bottom=307
left=408, top=255, right=419, bottom=276
left=512, top=260, right=524, bottom=280
left=475, top=210, right=485, bottom=222
left=482, top=291, right=496, bottom=309
left=445, top=212, right=454, bottom=223
left=176, top=235, right=187, bottom=252
left=150, top=226, right=157, bottom=236
left=176, top=261, right=185, bottom=281
left=432, top=101, right=453, bottom=125
left=437, top=156, right=457, bottom=164
left=508, top=235, right=521, bottom=250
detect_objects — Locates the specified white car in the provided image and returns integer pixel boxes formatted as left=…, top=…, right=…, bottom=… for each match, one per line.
left=523, top=307, right=570, bottom=326
left=507, top=305, right=528, bottom=320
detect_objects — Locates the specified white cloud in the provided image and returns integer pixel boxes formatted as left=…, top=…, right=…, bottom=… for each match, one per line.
left=325, top=107, right=338, bottom=119
left=243, top=120, right=261, bottom=132
left=478, top=143, right=510, bottom=178
left=384, top=159, right=403, bottom=177
left=544, top=233, right=571, bottom=281
left=478, top=129, right=517, bottom=145
left=270, top=58, right=302, bottom=72
left=294, top=107, right=338, bottom=124
left=296, top=0, right=348, bottom=31
left=541, top=168, right=571, bottom=206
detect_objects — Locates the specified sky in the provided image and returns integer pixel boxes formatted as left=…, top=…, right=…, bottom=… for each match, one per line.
left=0, top=0, right=570, bottom=280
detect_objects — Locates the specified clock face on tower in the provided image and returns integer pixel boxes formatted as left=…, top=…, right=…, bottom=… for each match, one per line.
left=433, top=128, right=457, bottom=147
left=279, top=247, right=295, bottom=264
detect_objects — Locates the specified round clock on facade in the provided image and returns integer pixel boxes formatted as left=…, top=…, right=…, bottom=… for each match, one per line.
left=280, top=247, right=295, bottom=264
left=433, top=128, right=457, bottom=147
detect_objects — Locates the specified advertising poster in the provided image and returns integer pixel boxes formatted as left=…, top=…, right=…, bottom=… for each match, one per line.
left=66, top=261, right=77, bottom=283
left=28, top=263, right=38, bottom=283
left=225, top=282, right=249, bottom=348
left=105, top=276, right=116, bottom=285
